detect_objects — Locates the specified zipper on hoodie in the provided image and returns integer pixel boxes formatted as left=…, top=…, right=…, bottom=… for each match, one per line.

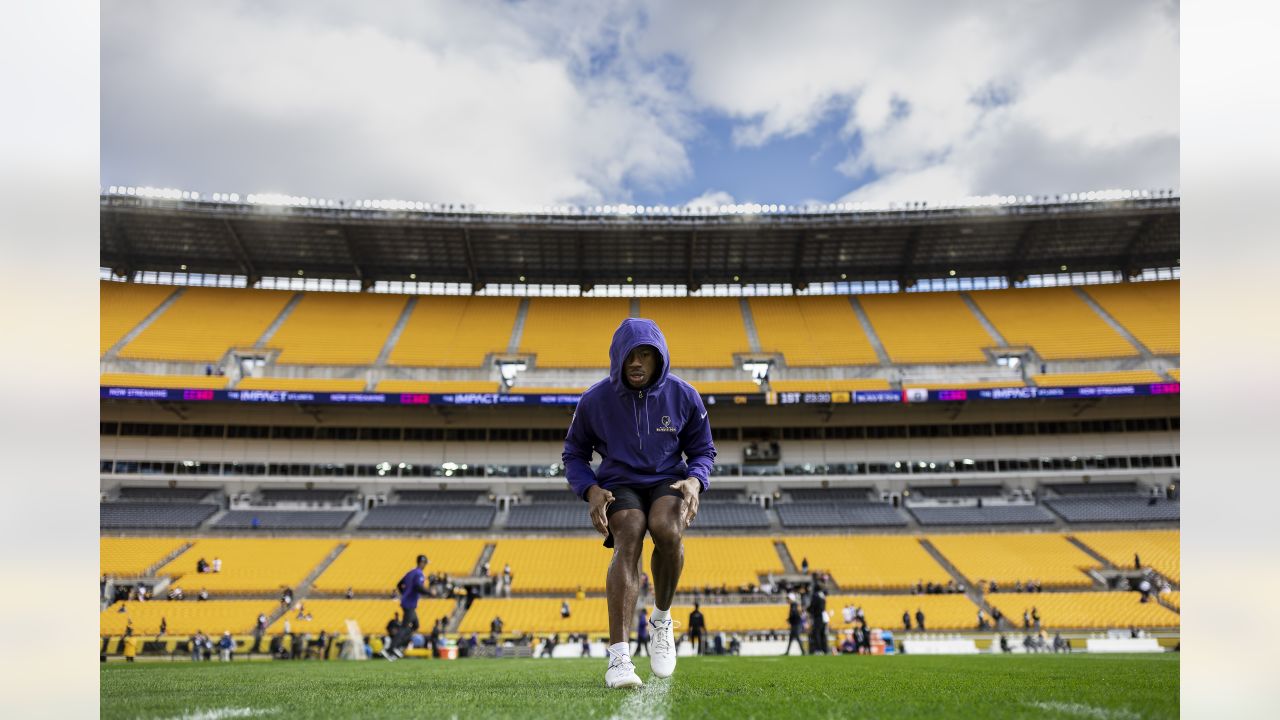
left=633, top=389, right=645, bottom=450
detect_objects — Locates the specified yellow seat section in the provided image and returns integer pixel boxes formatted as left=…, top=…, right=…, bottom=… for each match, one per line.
left=783, top=536, right=950, bottom=590
left=750, top=296, right=879, bottom=366
left=509, top=386, right=588, bottom=394
left=970, top=287, right=1137, bottom=359
left=101, top=538, right=188, bottom=577
left=155, top=539, right=340, bottom=594
left=986, top=591, right=1180, bottom=630
left=637, top=299, right=749, bottom=367
left=373, top=380, right=499, bottom=394
left=237, top=377, right=366, bottom=392
left=689, top=380, right=761, bottom=394
left=270, top=292, right=408, bottom=365
left=518, top=298, right=629, bottom=368
left=927, top=533, right=1096, bottom=588
left=486, top=538, right=611, bottom=593
left=313, top=539, right=487, bottom=595
left=269, top=598, right=456, bottom=636
left=389, top=296, right=519, bottom=367
left=120, top=287, right=295, bottom=362
left=902, top=380, right=1026, bottom=390
left=487, top=537, right=784, bottom=594
left=459, top=598, right=610, bottom=635
left=101, top=600, right=278, bottom=636
left=1072, top=530, right=1180, bottom=584
left=100, top=373, right=228, bottom=389
left=771, top=379, right=891, bottom=392
left=1168, top=369, right=1180, bottom=382
left=100, top=281, right=177, bottom=356
left=1163, top=591, right=1179, bottom=610
left=1084, top=281, right=1180, bottom=355
left=858, top=293, right=993, bottom=364
left=1034, top=370, right=1162, bottom=387
left=827, top=594, right=981, bottom=631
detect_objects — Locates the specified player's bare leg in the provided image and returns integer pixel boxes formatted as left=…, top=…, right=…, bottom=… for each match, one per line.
left=647, top=495, right=684, bottom=677
left=605, top=509, right=646, bottom=688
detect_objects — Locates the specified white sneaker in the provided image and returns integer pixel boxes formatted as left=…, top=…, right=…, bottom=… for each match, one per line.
left=605, top=647, right=643, bottom=689
left=649, top=617, right=680, bottom=678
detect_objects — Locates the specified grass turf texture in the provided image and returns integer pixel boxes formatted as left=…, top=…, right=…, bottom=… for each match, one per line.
left=102, top=654, right=1178, bottom=719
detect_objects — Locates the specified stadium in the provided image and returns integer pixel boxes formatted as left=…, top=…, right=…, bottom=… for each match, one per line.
left=99, top=189, right=1180, bottom=718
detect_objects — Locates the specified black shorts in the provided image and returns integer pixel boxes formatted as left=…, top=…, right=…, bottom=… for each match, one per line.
left=602, top=482, right=684, bottom=548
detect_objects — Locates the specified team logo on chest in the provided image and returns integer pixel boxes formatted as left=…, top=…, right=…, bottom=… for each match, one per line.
left=656, top=415, right=678, bottom=432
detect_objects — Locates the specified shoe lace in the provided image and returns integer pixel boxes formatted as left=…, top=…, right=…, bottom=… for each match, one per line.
left=608, top=650, right=635, bottom=673
left=650, top=618, right=680, bottom=655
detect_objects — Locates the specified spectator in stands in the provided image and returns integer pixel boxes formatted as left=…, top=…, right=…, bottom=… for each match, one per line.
left=1134, top=553, right=1142, bottom=570
left=385, top=554, right=430, bottom=660
left=635, top=609, right=650, bottom=657
left=345, top=587, right=354, bottom=600
left=159, top=617, right=167, bottom=637
left=562, top=319, right=716, bottom=688
left=902, top=610, right=911, bottom=632
left=197, top=557, right=209, bottom=574
left=198, top=588, right=209, bottom=601
left=1138, top=577, right=1153, bottom=602
left=801, top=557, right=810, bottom=574
left=1032, top=607, right=1041, bottom=631
left=212, top=557, right=222, bottom=573
left=1023, top=609, right=1031, bottom=630
left=999, top=634, right=1011, bottom=653
left=783, top=601, right=806, bottom=655
left=688, top=602, right=707, bottom=655
left=842, top=603, right=856, bottom=625
left=580, top=635, right=592, bottom=657
left=976, top=609, right=987, bottom=630
left=915, top=608, right=926, bottom=632
left=252, top=613, right=267, bottom=653
left=190, top=631, right=204, bottom=662
left=989, top=580, right=1000, bottom=593
left=561, top=600, right=572, bottom=619
left=991, top=607, right=1004, bottom=629
left=281, top=587, right=293, bottom=607
left=218, top=631, right=233, bottom=661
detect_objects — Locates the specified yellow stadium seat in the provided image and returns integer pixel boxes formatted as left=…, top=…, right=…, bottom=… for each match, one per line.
left=312, top=539, right=487, bottom=595
left=637, top=299, right=750, bottom=367
left=926, top=533, right=1097, bottom=588
left=970, top=287, right=1137, bottom=360
left=236, top=377, right=367, bottom=392
left=1072, top=530, right=1179, bottom=584
left=985, top=591, right=1179, bottom=630
left=100, top=281, right=178, bottom=356
left=269, top=598, right=456, bottom=636
left=783, top=536, right=951, bottom=590
left=101, top=538, right=189, bottom=577
left=1033, top=370, right=1162, bottom=387
left=389, top=296, right=519, bottom=367
left=101, top=600, right=278, bottom=636
left=770, top=379, right=891, bottom=392
left=459, top=598, right=610, bottom=636
left=859, top=293, right=994, bottom=364
left=270, top=293, right=409, bottom=365
left=750, top=296, right=880, bottom=366
left=1083, top=281, right=1179, bottom=355
left=902, top=380, right=1026, bottom=390
left=519, top=298, right=629, bottom=368
left=688, top=380, right=761, bottom=394
left=1168, top=369, right=1180, bottom=382
left=827, top=594, right=981, bottom=631
left=373, top=380, right=500, bottom=394
left=100, top=373, right=228, bottom=389
left=119, top=287, right=295, bottom=362
left=155, top=539, right=340, bottom=594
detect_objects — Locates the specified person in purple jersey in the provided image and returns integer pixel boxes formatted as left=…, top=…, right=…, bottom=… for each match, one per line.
left=563, top=318, right=716, bottom=689
left=382, top=553, right=429, bottom=661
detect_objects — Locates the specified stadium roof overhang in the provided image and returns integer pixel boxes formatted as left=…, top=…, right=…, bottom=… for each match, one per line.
left=100, top=196, right=1179, bottom=290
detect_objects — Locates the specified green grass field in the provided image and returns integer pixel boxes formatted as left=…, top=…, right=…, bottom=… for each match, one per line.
left=101, top=654, right=1178, bottom=720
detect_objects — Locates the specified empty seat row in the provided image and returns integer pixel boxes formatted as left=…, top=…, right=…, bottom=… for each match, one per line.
left=907, top=505, right=1056, bottom=526
left=1045, top=497, right=1179, bottom=523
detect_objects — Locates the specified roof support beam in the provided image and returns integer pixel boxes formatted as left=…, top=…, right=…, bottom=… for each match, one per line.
left=686, top=230, right=699, bottom=292
left=790, top=230, right=808, bottom=291
left=221, top=219, right=260, bottom=286
left=333, top=225, right=371, bottom=290
left=898, top=226, right=922, bottom=291
left=1005, top=221, right=1040, bottom=284
left=109, top=216, right=140, bottom=279
left=1120, top=214, right=1166, bottom=278
left=576, top=231, right=591, bottom=294
left=462, top=228, right=484, bottom=293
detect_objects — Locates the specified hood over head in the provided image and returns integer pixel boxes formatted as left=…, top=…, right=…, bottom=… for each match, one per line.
left=608, top=318, right=670, bottom=393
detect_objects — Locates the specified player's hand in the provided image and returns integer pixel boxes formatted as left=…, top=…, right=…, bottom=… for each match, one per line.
left=670, top=477, right=701, bottom=529
left=586, top=485, right=614, bottom=535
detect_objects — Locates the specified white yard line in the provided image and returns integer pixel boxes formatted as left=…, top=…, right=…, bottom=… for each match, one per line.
left=609, top=676, right=671, bottom=720
left=1025, top=700, right=1142, bottom=720
left=160, top=707, right=280, bottom=720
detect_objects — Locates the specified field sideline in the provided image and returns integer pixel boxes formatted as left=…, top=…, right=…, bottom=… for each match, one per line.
left=101, top=653, right=1178, bottom=719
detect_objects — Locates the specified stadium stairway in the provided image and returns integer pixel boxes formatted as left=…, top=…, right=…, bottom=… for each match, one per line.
left=1071, top=287, right=1163, bottom=368
left=103, top=287, right=186, bottom=360
left=959, top=292, right=1010, bottom=347
left=772, top=540, right=799, bottom=574
left=917, top=538, right=997, bottom=620
left=372, top=297, right=419, bottom=371
left=472, top=543, right=498, bottom=576
left=1065, top=536, right=1117, bottom=570
left=254, top=292, right=303, bottom=348
left=738, top=298, right=764, bottom=353
left=847, top=296, right=892, bottom=367
left=507, top=299, right=530, bottom=354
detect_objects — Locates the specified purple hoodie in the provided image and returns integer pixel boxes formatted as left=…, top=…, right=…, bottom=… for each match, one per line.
left=563, top=318, right=716, bottom=501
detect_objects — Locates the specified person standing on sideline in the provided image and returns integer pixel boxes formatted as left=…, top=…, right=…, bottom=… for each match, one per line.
left=915, top=608, right=926, bottom=632
left=688, top=602, right=707, bottom=655
left=563, top=319, right=716, bottom=688
left=783, top=599, right=806, bottom=655
left=634, top=608, right=650, bottom=657
left=383, top=554, right=429, bottom=660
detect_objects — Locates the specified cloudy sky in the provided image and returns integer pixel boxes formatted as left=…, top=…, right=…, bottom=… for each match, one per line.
left=101, top=0, right=1178, bottom=209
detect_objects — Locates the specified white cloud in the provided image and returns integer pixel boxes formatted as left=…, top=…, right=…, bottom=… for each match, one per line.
left=682, top=189, right=735, bottom=209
